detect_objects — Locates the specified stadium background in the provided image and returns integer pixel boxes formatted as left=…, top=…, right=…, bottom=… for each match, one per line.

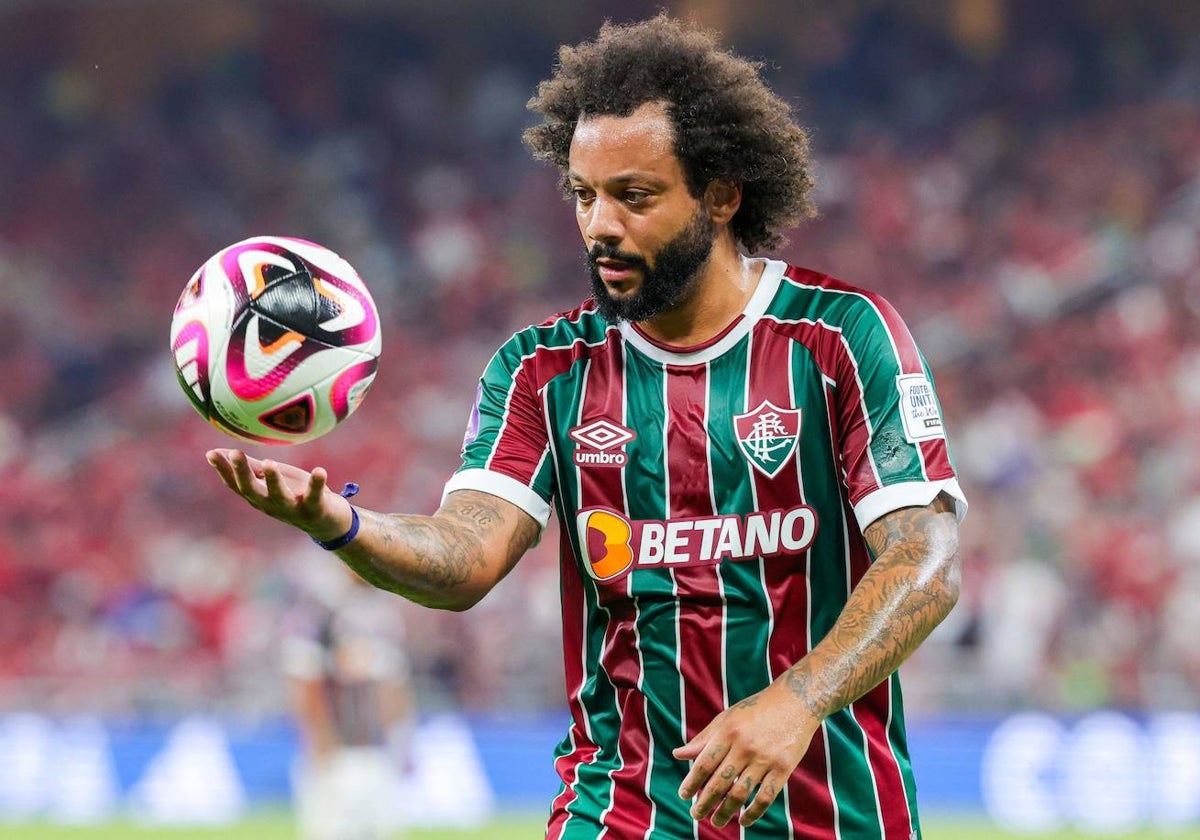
left=1, top=0, right=1198, bottom=836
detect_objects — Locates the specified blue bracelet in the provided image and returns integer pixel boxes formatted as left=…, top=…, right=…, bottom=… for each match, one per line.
left=311, top=483, right=361, bottom=551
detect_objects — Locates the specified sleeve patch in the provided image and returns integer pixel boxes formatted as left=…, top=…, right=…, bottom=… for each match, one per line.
left=896, top=374, right=944, bottom=443
left=462, top=382, right=483, bottom=449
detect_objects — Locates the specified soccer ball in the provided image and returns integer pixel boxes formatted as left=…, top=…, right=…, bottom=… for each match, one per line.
left=169, top=236, right=382, bottom=445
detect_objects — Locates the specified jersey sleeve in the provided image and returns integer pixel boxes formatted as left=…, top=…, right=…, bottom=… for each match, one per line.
left=441, top=335, right=555, bottom=528
left=832, top=295, right=967, bottom=532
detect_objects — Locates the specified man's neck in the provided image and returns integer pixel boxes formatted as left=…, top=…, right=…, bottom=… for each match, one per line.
left=636, top=243, right=764, bottom=348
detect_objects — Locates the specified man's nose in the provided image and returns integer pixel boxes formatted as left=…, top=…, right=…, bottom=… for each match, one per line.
left=585, top=195, right=624, bottom=246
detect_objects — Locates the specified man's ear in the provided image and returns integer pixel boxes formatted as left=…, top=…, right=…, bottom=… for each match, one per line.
left=704, top=179, right=743, bottom=225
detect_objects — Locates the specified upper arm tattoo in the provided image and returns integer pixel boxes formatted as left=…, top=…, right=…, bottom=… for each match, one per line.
left=863, top=491, right=957, bottom=560
left=438, top=490, right=540, bottom=569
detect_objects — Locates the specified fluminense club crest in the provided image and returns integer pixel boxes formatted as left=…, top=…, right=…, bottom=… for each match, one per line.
left=734, top=401, right=801, bottom=478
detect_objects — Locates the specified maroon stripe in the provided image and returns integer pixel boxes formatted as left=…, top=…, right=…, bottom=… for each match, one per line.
left=547, top=529, right=597, bottom=840
left=578, top=345, right=629, bottom=527
left=597, top=599, right=656, bottom=837
left=747, top=324, right=837, bottom=835
left=487, top=352, right=555, bottom=484
left=579, top=345, right=656, bottom=835
left=489, top=320, right=613, bottom=484
left=664, top=363, right=735, bottom=840
left=853, top=681, right=914, bottom=838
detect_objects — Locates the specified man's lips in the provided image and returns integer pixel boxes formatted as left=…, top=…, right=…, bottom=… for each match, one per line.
left=596, top=259, right=640, bottom=285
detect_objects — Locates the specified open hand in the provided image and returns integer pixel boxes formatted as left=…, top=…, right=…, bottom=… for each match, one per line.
left=205, top=448, right=351, bottom=541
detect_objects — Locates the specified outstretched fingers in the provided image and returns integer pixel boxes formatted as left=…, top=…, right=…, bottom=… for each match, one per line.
left=305, top=466, right=329, bottom=509
left=206, top=450, right=239, bottom=493
left=230, top=449, right=263, bottom=498
left=206, top=451, right=344, bottom=538
left=261, top=460, right=292, bottom=505
left=260, top=460, right=326, bottom=517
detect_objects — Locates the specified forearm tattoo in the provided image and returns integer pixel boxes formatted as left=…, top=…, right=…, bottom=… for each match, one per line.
left=336, top=492, right=538, bottom=607
left=784, top=494, right=960, bottom=719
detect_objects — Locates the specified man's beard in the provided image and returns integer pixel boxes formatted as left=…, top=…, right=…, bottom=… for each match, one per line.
left=587, top=208, right=715, bottom=324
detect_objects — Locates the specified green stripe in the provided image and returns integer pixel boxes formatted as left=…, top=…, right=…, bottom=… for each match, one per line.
left=889, top=674, right=921, bottom=836
left=708, top=341, right=772, bottom=704
left=637, top=595, right=693, bottom=839
left=461, top=354, right=518, bottom=471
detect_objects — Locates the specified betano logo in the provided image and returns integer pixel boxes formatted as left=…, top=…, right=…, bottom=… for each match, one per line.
left=576, top=505, right=818, bottom=582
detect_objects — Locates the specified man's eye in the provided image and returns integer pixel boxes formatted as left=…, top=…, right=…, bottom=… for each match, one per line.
left=624, top=191, right=649, bottom=204
left=572, top=189, right=594, bottom=202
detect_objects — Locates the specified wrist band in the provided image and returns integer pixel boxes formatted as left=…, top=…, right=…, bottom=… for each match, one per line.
left=311, top=483, right=361, bottom=551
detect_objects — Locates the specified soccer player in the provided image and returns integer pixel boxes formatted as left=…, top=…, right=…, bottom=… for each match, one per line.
left=282, top=564, right=414, bottom=840
left=207, top=15, right=966, bottom=839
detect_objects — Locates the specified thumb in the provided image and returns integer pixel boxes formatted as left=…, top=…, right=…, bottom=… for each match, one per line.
left=672, top=719, right=717, bottom=760
left=672, top=740, right=701, bottom=760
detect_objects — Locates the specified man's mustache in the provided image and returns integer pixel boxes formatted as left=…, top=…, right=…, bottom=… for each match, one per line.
left=587, top=244, right=647, bottom=269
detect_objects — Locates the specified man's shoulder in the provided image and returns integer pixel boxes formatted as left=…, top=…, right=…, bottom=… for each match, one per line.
left=484, top=298, right=617, bottom=377
left=775, top=262, right=884, bottom=302
left=503, top=298, right=616, bottom=352
left=770, top=262, right=899, bottom=321
left=531, top=298, right=604, bottom=330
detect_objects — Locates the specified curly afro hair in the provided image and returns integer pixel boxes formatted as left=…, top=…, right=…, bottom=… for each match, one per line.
left=524, top=14, right=816, bottom=254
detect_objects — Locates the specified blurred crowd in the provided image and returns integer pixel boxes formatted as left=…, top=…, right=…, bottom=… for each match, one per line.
left=0, top=0, right=1198, bottom=718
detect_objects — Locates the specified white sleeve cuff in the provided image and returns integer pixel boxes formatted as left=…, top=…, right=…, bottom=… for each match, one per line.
left=852, top=477, right=968, bottom=532
left=442, top=468, right=552, bottom=529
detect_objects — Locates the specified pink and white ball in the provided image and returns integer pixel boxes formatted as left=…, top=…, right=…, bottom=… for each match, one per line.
left=170, top=236, right=381, bottom=445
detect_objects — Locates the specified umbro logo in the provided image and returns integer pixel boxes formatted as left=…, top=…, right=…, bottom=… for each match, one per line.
left=569, top=418, right=635, bottom=468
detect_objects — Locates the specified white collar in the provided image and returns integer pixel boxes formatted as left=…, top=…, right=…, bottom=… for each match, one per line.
left=618, top=258, right=785, bottom=365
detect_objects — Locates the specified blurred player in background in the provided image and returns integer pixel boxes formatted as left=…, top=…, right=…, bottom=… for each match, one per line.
left=282, top=564, right=414, bottom=840
left=208, top=14, right=965, bottom=839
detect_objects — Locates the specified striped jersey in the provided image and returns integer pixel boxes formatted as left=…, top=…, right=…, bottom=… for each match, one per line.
left=445, top=260, right=966, bottom=840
